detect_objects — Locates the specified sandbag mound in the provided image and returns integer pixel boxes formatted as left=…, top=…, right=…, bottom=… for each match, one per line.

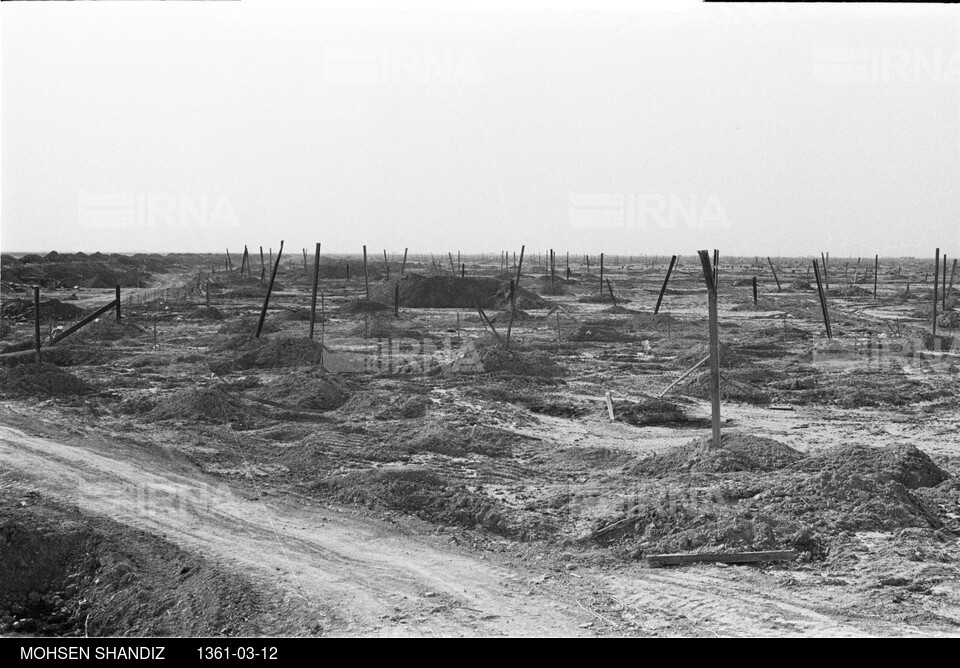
left=616, top=396, right=689, bottom=426
left=253, top=371, right=349, bottom=411
left=1, top=298, right=84, bottom=322
left=0, top=363, right=93, bottom=398
left=311, top=467, right=518, bottom=535
left=630, top=434, right=804, bottom=477
left=373, top=274, right=546, bottom=310
left=339, top=299, right=392, bottom=315
left=792, top=443, right=948, bottom=490
left=566, top=323, right=636, bottom=343
left=467, top=336, right=565, bottom=377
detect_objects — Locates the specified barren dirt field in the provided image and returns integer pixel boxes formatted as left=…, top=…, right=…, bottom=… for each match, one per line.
left=1, top=251, right=958, bottom=637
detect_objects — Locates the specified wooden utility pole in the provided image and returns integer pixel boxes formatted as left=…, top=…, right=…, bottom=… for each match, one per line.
left=654, top=255, right=678, bottom=315
left=256, top=240, right=283, bottom=338
left=696, top=251, right=721, bottom=450
left=309, top=243, right=321, bottom=340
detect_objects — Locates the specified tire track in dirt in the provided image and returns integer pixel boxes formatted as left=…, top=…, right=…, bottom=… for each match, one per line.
left=0, top=424, right=593, bottom=636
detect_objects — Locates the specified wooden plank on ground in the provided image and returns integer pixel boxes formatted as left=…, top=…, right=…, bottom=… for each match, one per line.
left=645, top=550, right=798, bottom=568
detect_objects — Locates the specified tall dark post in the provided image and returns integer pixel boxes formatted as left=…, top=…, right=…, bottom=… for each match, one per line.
left=401, top=248, right=408, bottom=276
left=33, top=286, right=41, bottom=366
left=933, top=248, right=940, bottom=338
left=947, top=259, right=957, bottom=304
left=309, top=242, right=321, bottom=340
left=712, top=249, right=719, bottom=287
left=506, top=279, right=517, bottom=349
left=873, top=255, right=879, bottom=301
left=752, top=276, right=758, bottom=305
left=394, top=283, right=400, bottom=317
left=256, top=240, right=284, bottom=338
left=259, top=246, right=265, bottom=284
left=696, top=251, right=721, bottom=450
left=654, top=255, right=678, bottom=315
left=363, top=245, right=370, bottom=301
left=115, top=285, right=121, bottom=323
left=943, top=254, right=948, bottom=310
left=599, top=253, right=605, bottom=295
left=821, top=252, right=830, bottom=293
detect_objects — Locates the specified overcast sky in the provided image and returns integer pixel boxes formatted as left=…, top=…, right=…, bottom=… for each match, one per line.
left=2, top=2, right=958, bottom=258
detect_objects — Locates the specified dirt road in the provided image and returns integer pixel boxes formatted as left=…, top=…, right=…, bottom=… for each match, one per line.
left=1, top=421, right=953, bottom=637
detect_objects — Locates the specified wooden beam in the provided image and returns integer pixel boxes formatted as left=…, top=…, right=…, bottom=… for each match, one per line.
left=813, top=259, right=832, bottom=338
left=766, top=257, right=781, bottom=291
left=646, top=550, right=798, bottom=568
left=51, top=299, right=118, bottom=345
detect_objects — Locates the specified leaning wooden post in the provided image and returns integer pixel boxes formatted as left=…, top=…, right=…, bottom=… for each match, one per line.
left=812, top=259, right=832, bottom=339
left=654, top=255, right=678, bottom=315
left=947, top=259, right=957, bottom=303
left=363, top=245, right=370, bottom=301
left=115, top=285, right=121, bottom=323
left=394, top=283, right=400, bottom=317
left=696, top=250, right=721, bottom=450
left=712, top=249, right=719, bottom=287
left=383, top=249, right=390, bottom=280
left=606, top=278, right=617, bottom=308
left=515, top=245, right=525, bottom=288
left=33, top=286, right=41, bottom=366
left=309, top=242, right=321, bottom=340
left=752, top=276, right=758, bottom=305
left=303, top=248, right=308, bottom=272
left=942, top=254, right=948, bottom=311
left=241, top=246, right=249, bottom=277
left=766, top=257, right=781, bottom=291
left=255, top=240, right=284, bottom=338
left=226, top=249, right=233, bottom=273
left=401, top=248, right=408, bottom=276
left=933, top=248, right=940, bottom=338
left=259, top=246, right=266, bottom=284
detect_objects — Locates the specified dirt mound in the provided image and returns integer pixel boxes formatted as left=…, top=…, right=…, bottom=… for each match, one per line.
left=312, top=467, right=523, bottom=535
left=688, top=370, right=772, bottom=404
left=336, top=387, right=430, bottom=419
left=678, top=342, right=743, bottom=368
left=488, top=309, right=535, bottom=324
left=252, top=371, right=349, bottom=411
left=212, top=336, right=324, bottom=373
left=216, top=315, right=280, bottom=337
left=145, top=386, right=255, bottom=424
left=394, top=421, right=517, bottom=458
left=793, top=443, right=948, bottom=490
left=789, top=280, right=814, bottom=291
left=184, top=306, right=224, bottom=321
left=577, top=293, right=632, bottom=305
left=74, top=320, right=147, bottom=342
left=224, top=283, right=285, bottom=299
left=616, top=396, right=691, bottom=426
left=468, top=336, right=565, bottom=377
left=345, top=318, right=426, bottom=340
left=0, top=363, right=93, bottom=398
left=339, top=299, right=392, bottom=315
left=630, top=434, right=804, bottom=477
left=775, top=370, right=950, bottom=407
left=1, top=298, right=85, bottom=322
left=566, top=323, right=636, bottom=343
left=373, top=275, right=547, bottom=310
left=936, top=311, right=960, bottom=329
left=0, top=500, right=270, bottom=637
